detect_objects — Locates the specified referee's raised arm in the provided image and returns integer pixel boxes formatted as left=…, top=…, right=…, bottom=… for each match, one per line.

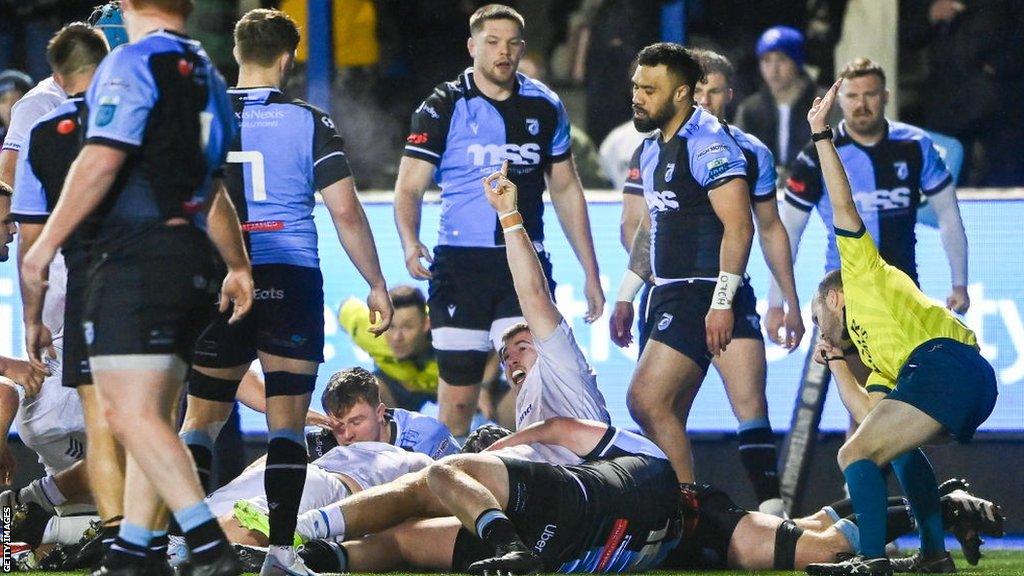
left=809, top=79, right=864, bottom=234
left=483, top=161, right=561, bottom=340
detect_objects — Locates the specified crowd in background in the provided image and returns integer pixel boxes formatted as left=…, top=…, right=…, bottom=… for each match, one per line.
left=3, top=0, right=1023, bottom=188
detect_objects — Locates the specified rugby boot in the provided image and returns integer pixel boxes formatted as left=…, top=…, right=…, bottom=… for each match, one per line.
left=468, top=546, right=544, bottom=576
left=890, top=551, right=956, bottom=573
left=806, top=555, right=893, bottom=576
left=941, top=488, right=1004, bottom=565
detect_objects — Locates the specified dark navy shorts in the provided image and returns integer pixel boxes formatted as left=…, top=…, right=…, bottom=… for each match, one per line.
left=888, top=338, right=998, bottom=443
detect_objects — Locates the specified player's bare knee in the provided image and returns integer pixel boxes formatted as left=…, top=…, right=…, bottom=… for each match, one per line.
left=425, top=461, right=457, bottom=494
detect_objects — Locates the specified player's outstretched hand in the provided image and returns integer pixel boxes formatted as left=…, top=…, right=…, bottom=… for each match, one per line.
left=220, top=267, right=255, bottom=324
left=366, top=285, right=394, bottom=336
left=609, top=301, right=634, bottom=348
left=403, top=241, right=433, bottom=280
left=705, top=308, right=734, bottom=356
left=483, top=160, right=518, bottom=214
left=807, top=78, right=841, bottom=133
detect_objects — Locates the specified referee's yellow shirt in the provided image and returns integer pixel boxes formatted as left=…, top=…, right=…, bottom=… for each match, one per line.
left=338, top=298, right=438, bottom=394
left=836, top=226, right=977, bottom=393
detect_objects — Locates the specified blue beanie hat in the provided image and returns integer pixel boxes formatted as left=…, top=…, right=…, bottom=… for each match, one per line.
left=88, top=2, right=129, bottom=50
left=756, top=26, right=805, bottom=68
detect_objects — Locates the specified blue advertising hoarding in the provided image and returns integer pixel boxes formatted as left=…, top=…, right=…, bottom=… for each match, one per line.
left=0, top=198, right=1019, bottom=433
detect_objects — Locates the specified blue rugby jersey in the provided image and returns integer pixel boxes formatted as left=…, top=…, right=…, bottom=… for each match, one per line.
left=785, top=120, right=953, bottom=283
left=225, top=87, right=351, bottom=268
left=389, top=408, right=459, bottom=459
left=403, top=69, right=571, bottom=247
left=11, top=97, right=88, bottom=236
left=622, top=106, right=748, bottom=283
left=726, top=124, right=778, bottom=202
left=83, top=29, right=234, bottom=245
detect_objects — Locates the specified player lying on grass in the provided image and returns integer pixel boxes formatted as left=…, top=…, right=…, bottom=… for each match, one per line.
left=230, top=417, right=1003, bottom=574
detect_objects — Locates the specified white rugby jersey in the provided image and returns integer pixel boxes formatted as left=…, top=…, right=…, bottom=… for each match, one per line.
left=1, top=77, right=65, bottom=153
left=312, top=441, right=433, bottom=491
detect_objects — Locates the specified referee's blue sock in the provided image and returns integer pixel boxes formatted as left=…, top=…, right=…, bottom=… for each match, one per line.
left=892, top=449, right=946, bottom=556
left=843, top=459, right=888, bottom=558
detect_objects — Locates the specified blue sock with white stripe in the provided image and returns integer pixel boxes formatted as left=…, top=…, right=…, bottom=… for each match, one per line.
left=105, top=522, right=150, bottom=568
left=174, top=501, right=226, bottom=564
left=475, top=508, right=523, bottom=554
left=737, top=417, right=781, bottom=504
left=267, top=427, right=308, bottom=547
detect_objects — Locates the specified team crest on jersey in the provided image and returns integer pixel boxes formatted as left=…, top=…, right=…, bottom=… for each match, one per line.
left=525, top=118, right=539, bottom=136
left=96, top=96, right=119, bottom=127
left=83, top=321, right=95, bottom=346
left=664, top=163, right=676, bottom=181
left=658, top=313, right=674, bottom=331
left=894, top=161, right=909, bottom=181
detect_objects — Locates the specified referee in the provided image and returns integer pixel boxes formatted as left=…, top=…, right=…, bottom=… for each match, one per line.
left=803, top=81, right=997, bottom=576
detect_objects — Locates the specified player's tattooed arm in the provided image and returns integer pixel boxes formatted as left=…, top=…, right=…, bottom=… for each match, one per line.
left=627, top=214, right=652, bottom=282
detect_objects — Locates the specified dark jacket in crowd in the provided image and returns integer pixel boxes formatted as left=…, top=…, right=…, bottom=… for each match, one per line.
left=734, top=77, right=821, bottom=168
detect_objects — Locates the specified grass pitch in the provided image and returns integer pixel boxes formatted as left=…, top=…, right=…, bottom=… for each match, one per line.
left=19, top=550, right=1024, bottom=576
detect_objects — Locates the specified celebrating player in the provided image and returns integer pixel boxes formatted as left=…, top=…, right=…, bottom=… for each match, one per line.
left=394, top=3, right=604, bottom=439
left=801, top=80, right=998, bottom=576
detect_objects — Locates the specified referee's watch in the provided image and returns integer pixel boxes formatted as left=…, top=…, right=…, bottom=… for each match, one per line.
left=811, top=125, right=833, bottom=142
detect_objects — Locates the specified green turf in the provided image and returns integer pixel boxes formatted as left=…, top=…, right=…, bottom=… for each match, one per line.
left=17, top=550, right=1024, bottom=576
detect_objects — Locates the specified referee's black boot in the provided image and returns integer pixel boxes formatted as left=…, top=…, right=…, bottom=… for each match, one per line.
left=806, top=555, right=893, bottom=576
left=890, top=552, right=956, bottom=573
left=467, top=544, right=544, bottom=576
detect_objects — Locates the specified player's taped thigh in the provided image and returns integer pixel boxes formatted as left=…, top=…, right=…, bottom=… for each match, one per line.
left=265, top=371, right=317, bottom=397
left=773, top=519, right=804, bottom=569
left=187, top=369, right=241, bottom=403
left=436, top=350, right=489, bottom=386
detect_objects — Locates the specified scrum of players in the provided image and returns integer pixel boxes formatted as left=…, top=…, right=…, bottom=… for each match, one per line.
left=0, top=2, right=1006, bottom=576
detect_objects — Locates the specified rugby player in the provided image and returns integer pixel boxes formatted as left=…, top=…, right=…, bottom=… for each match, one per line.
left=7, top=14, right=141, bottom=567
left=19, top=0, right=252, bottom=574
left=232, top=416, right=1004, bottom=575
left=175, top=9, right=390, bottom=575
left=801, top=80, right=998, bottom=575
left=608, top=42, right=755, bottom=523
left=614, top=48, right=802, bottom=516
left=395, top=3, right=604, bottom=439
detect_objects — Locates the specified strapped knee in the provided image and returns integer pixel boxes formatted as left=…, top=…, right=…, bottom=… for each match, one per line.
left=773, top=519, right=804, bottom=569
left=187, top=370, right=240, bottom=402
left=265, top=372, right=317, bottom=397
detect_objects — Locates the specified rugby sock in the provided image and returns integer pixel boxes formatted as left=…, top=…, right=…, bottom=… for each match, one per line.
left=105, top=522, right=151, bottom=568
left=892, top=449, right=946, bottom=556
left=149, top=530, right=169, bottom=564
left=181, top=429, right=215, bottom=494
left=299, top=539, right=348, bottom=572
left=99, top=519, right=121, bottom=555
left=20, top=476, right=66, bottom=514
left=842, top=459, right=888, bottom=558
left=737, top=418, right=781, bottom=503
left=826, top=496, right=907, bottom=519
left=297, top=505, right=347, bottom=541
left=266, top=428, right=308, bottom=547
left=475, top=508, right=523, bottom=554
left=844, top=504, right=918, bottom=544
left=174, top=501, right=226, bottom=564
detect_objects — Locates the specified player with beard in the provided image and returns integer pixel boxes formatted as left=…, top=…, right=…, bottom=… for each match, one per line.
left=394, top=3, right=604, bottom=441
left=608, top=43, right=754, bottom=528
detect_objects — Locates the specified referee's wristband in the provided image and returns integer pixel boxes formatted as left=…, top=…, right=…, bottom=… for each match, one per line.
left=616, top=270, right=646, bottom=303
left=710, top=271, right=742, bottom=310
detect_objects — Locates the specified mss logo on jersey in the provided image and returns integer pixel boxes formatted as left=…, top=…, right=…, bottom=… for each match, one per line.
left=467, top=143, right=541, bottom=166
left=647, top=189, right=679, bottom=211
left=853, top=187, right=912, bottom=212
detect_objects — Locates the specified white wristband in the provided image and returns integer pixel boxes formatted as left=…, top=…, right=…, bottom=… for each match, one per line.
left=710, top=271, right=742, bottom=310
left=616, top=270, right=646, bottom=302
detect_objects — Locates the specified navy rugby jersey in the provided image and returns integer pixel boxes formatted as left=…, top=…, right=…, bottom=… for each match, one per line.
left=403, top=68, right=571, bottom=247
left=622, top=106, right=747, bottom=283
left=11, top=95, right=96, bottom=252
left=785, top=120, right=953, bottom=282
left=225, top=87, right=351, bottom=268
left=83, top=29, right=234, bottom=245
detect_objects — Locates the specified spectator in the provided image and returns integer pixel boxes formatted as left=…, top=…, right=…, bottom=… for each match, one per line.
left=0, top=70, right=31, bottom=143
left=903, top=0, right=1024, bottom=186
left=735, top=26, right=822, bottom=179
left=598, top=119, right=649, bottom=190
